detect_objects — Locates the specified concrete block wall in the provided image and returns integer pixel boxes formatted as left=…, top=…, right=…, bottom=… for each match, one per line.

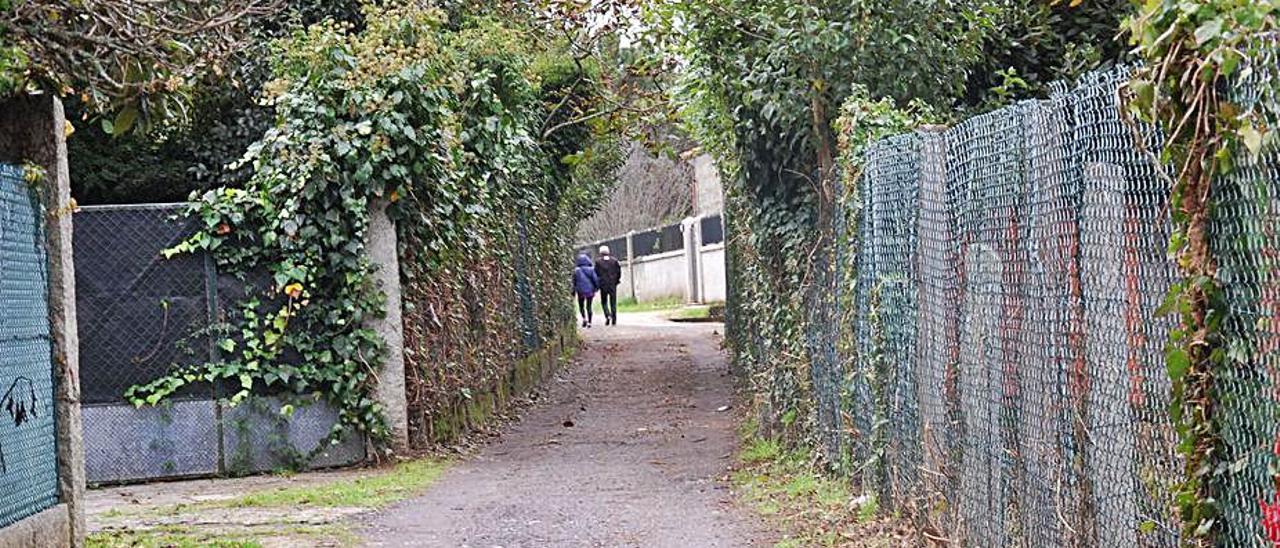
left=630, top=250, right=689, bottom=302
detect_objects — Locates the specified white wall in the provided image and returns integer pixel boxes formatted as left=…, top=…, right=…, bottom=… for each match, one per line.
left=585, top=213, right=727, bottom=305
left=699, top=244, right=726, bottom=302
left=618, top=242, right=725, bottom=305
left=629, top=249, right=688, bottom=302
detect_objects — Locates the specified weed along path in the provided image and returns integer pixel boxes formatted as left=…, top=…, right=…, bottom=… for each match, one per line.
left=363, top=311, right=774, bottom=547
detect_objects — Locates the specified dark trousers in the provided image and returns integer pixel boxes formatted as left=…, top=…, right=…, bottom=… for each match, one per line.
left=599, top=286, right=617, bottom=320
left=577, top=294, right=594, bottom=322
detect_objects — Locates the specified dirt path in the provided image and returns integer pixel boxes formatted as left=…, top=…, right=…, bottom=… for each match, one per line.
left=362, top=311, right=773, bottom=547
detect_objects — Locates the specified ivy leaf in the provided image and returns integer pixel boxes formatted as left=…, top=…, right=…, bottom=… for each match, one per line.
left=1240, top=125, right=1263, bottom=158
left=1167, top=348, right=1191, bottom=381
left=111, top=107, right=139, bottom=136
left=1131, top=80, right=1155, bottom=113
left=1193, top=18, right=1222, bottom=46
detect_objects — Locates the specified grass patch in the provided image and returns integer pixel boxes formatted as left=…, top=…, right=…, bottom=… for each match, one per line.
left=740, top=437, right=782, bottom=465
left=88, top=523, right=359, bottom=548
left=224, top=458, right=448, bottom=509
left=92, top=458, right=449, bottom=548
left=88, top=527, right=262, bottom=548
left=731, top=430, right=914, bottom=547
left=615, top=296, right=682, bottom=313
left=670, top=305, right=712, bottom=320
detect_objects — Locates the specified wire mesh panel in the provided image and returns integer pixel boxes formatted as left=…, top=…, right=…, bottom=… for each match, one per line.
left=1072, top=68, right=1181, bottom=547
left=805, top=221, right=842, bottom=466
left=0, top=163, right=59, bottom=528
left=949, top=104, right=1031, bottom=545
left=912, top=129, right=963, bottom=537
left=1213, top=37, right=1280, bottom=546
left=859, top=133, right=923, bottom=509
left=74, top=204, right=213, bottom=405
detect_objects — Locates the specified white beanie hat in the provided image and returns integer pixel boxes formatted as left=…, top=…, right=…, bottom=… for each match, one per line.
left=599, top=245, right=611, bottom=256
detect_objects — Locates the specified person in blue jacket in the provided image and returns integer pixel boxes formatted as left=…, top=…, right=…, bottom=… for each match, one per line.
left=572, top=254, right=600, bottom=327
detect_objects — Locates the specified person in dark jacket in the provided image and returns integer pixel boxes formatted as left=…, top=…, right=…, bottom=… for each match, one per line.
left=572, top=254, right=600, bottom=327
left=594, top=245, right=622, bottom=325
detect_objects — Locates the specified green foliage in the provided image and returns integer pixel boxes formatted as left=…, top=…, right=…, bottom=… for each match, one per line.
left=126, top=4, right=618, bottom=452
left=732, top=434, right=894, bottom=545
left=397, top=17, right=618, bottom=442
left=87, top=530, right=261, bottom=548
left=0, top=2, right=24, bottom=97
left=964, top=0, right=1128, bottom=110
left=67, top=0, right=366, bottom=204
left=663, top=0, right=985, bottom=220
left=662, top=0, right=1123, bottom=466
left=1127, top=0, right=1280, bottom=542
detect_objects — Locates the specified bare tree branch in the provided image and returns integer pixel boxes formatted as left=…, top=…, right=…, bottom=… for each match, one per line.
left=576, top=141, right=694, bottom=242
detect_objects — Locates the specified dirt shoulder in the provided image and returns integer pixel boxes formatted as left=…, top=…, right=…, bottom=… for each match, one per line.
left=362, top=312, right=776, bottom=547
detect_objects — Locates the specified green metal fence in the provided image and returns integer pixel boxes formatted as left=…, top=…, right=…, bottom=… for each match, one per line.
left=0, top=163, right=59, bottom=528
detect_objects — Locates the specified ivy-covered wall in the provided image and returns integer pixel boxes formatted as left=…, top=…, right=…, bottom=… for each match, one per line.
left=124, top=5, right=620, bottom=456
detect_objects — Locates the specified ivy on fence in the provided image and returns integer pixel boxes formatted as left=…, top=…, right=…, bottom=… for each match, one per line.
left=126, top=4, right=618, bottom=454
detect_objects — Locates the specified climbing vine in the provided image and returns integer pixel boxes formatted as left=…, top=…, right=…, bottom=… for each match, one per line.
left=125, top=4, right=618, bottom=453
left=1126, top=0, right=1280, bottom=541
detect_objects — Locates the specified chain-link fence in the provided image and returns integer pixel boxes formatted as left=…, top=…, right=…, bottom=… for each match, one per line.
left=846, top=66, right=1186, bottom=546
left=1213, top=37, right=1280, bottom=547
left=74, top=204, right=213, bottom=405
left=723, top=63, right=1273, bottom=544
left=0, top=163, right=59, bottom=529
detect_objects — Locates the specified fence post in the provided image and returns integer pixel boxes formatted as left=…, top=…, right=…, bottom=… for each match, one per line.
left=694, top=215, right=706, bottom=303
left=682, top=216, right=701, bottom=304
left=625, top=230, right=636, bottom=301
left=365, top=199, right=409, bottom=454
left=0, top=94, right=85, bottom=547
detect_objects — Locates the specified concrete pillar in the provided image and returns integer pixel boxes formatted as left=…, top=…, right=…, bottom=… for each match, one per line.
left=693, top=215, right=706, bottom=303
left=365, top=199, right=409, bottom=454
left=681, top=217, right=701, bottom=304
left=625, top=231, right=636, bottom=301
left=0, top=94, right=85, bottom=547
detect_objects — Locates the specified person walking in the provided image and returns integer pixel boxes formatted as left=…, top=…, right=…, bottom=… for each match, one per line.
left=572, top=254, right=600, bottom=327
left=594, top=245, right=622, bottom=325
